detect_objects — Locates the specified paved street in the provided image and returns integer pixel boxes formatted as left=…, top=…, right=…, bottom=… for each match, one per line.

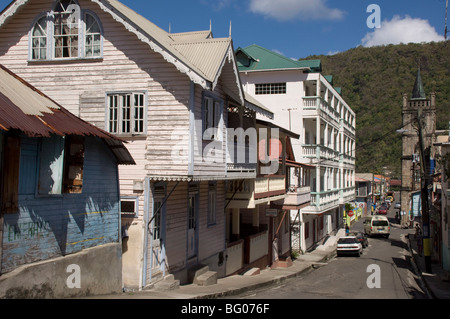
left=224, top=205, right=429, bottom=299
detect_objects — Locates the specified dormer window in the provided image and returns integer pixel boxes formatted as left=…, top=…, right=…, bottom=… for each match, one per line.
left=30, top=0, right=103, bottom=61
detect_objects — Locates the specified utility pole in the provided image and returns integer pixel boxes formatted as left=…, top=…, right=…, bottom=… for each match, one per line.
left=445, top=0, right=448, bottom=40
left=417, top=107, right=432, bottom=273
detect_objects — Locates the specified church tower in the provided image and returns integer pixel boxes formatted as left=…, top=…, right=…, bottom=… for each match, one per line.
left=400, top=68, right=436, bottom=219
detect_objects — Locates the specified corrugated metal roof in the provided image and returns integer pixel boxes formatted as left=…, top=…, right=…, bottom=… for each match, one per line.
left=171, top=39, right=231, bottom=82
left=0, top=64, right=135, bottom=165
left=236, top=45, right=321, bottom=73
left=169, top=30, right=213, bottom=42
left=244, top=92, right=274, bottom=119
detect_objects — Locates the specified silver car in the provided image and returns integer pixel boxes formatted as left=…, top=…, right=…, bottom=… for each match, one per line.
left=336, top=236, right=363, bottom=257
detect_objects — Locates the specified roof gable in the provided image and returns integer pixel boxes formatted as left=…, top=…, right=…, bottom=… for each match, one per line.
left=0, top=0, right=244, bottom=104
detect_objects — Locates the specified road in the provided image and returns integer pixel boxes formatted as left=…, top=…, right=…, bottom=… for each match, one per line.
left=224, top=204, right=430, bottom=299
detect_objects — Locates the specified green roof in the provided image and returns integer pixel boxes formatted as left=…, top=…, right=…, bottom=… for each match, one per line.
left=236, top=45, right=322, bottom=73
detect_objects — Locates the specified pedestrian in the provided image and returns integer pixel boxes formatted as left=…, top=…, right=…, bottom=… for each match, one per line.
left=345, top=224, right=349, bottom=236
left=414, top=224, right=421, bottom=240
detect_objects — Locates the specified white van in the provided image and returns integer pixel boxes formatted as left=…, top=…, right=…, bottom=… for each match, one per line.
left=364, top=215, right=390, bottom=238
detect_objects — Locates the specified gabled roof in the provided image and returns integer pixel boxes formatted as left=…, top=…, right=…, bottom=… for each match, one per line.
left=0, top=64, right=135, bottom=165
left=236, top=45, right=322, bottom=73
left=0, top=0, right=245, bottom=105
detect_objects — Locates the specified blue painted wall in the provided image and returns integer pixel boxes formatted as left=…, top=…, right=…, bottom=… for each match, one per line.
left=2, top=136, right=121, bottom=273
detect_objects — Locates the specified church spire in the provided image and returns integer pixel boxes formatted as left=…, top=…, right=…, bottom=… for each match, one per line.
left=412, top=67, right=426, bottom=100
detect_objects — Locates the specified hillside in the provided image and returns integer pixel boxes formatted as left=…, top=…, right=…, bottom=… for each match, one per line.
left=302, top=41, right=450, bottom=177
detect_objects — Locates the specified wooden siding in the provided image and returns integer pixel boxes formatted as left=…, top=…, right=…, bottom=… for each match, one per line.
left=144, top=180, right=226, bottom=284
left=0, top=0, right=191, bottom=178
left=1, top=136, right=120, bottom=273
left=0, top=0, right=240, bottom=179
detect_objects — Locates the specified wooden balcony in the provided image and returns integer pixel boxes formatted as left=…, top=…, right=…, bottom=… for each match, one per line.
left=284, top=186, right=311, bottom=207
left=254, top=175, right=286, bottom=200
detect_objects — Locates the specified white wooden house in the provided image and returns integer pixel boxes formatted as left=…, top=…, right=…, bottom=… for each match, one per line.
left=0, top=0, right=273, bottom=289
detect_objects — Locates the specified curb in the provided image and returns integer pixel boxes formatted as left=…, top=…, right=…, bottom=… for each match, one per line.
left=192, top=249, right=336, bottom=299
left=405, top=233, right=434, bottom=299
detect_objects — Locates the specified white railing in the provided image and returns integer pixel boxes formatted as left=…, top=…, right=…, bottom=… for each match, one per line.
left=285, top=186, right=311, bottom=206
left=255, top=176, right=285, bottom=194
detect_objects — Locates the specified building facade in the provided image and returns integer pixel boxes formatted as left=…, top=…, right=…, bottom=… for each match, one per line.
left=237, top=45, right=356, bottom=252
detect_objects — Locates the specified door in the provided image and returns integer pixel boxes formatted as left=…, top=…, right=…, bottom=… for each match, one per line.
left=150, top=186, right=166, bottom=281
left=187, top=192, right=198, bottom=260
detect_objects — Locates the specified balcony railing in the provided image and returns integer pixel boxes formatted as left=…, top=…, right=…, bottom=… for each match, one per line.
left=284, top=186, right=311, bottom=207
left=227, top=144, right=257, bottom=178
left=254, top=176, right=286, bottom=199
left=310, top=189, right=341, bottom=209
left=302, top=96, right=340, bottom=123
left=301, top=145, right=340, bottom=162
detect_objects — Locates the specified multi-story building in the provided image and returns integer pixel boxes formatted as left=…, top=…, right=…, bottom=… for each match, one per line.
left=0, top=0, right=276, bottom=291
left=237, top=45, right=356, bottom=252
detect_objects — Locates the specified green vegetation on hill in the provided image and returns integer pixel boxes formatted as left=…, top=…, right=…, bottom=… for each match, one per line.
left=302, top=41, right=450, bottom=177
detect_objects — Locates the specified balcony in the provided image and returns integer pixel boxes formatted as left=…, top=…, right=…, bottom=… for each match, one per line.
left=226, top=144, right=257, bottom=179
left=302, top=96, right=340, bottom=123
left=301, top=145, right=340, bottom=163
left=284, top=186, right=311, bottom=208
left=310, top=189, right=341, bottom=211
left=254, top=176, right=286, bottom=200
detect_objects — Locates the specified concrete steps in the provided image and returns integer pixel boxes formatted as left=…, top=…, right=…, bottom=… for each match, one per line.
left=189, top=265, right=218, bottom=286
left=153, top=274, right=180, bottom=291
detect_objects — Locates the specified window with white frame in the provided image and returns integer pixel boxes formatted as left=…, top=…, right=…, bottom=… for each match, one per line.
left=30, top=0, right=103, bottom=61
left=255, top=83, right=286, bottom=95
left=120, top=197, right=138, bottom=217
left=203, top=95, right=223, bottom=141
left=107, top=92, right=146, bottom=135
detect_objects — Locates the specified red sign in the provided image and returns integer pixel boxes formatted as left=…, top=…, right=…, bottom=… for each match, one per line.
left=347, top=210, right=354, bottom=217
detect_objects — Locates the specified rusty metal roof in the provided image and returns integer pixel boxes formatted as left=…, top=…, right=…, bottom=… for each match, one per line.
left=0, top=64, right=135, bottom=165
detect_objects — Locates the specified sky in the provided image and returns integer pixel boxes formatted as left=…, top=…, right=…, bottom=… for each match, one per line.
left=0, top=0, right=447, bottom=59
left=118, top=0, right=447, bottom=59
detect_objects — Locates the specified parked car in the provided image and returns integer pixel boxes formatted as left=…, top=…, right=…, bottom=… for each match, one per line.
left=394, top=202, right=401, bottom=209
left=350, top=231, right=369, bottom=248
left=336, top=236, right=363, bottom=257
left=378, top=204, right=388, bottom=215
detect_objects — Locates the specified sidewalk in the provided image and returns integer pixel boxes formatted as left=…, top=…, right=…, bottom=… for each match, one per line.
left=407, top=233, right=450, bottom=299
left=91, top=229, right=345, bottom=299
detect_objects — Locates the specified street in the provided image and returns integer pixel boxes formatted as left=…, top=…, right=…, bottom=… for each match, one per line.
left=223, top=204, right=430, bottom=299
